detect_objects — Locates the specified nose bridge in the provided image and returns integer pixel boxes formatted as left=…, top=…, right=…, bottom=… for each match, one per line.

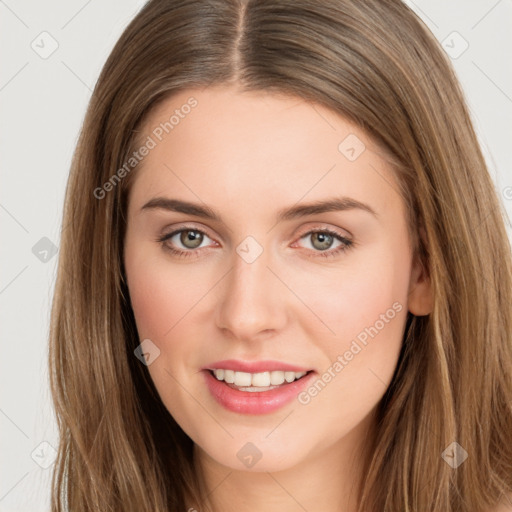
left=215, top=235, right=285, bottom=340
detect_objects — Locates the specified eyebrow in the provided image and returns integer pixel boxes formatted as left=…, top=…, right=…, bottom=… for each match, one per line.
left=140, top=196, right=378, bottom=222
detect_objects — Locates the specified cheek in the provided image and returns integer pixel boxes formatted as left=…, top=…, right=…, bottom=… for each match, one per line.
left=124, top=248, right=209, bottom=422
left=291, top=245, right=410, bottom=402
left=125, top=247, right=209, bottom=340
left=290, top=247, right=410, bottom=344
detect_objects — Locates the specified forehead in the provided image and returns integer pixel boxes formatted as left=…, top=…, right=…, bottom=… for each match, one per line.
left=128, top=85, right=402, bottom=220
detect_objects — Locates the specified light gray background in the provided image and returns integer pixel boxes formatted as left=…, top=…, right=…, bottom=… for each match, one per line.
left=1, top=1, right=511, bottom=510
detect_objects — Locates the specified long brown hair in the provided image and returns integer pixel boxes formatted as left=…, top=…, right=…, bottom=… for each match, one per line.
left=48, top=0, right=512, bottom=510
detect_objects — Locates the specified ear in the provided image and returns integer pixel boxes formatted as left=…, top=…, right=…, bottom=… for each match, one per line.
left=407, top=228, right=433, bottom=316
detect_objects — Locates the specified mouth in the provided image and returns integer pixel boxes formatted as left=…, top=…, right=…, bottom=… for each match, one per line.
left=202, top=368, right=316, bottom=414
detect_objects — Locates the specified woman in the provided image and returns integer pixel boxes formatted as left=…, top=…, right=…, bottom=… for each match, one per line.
left=48, top=0, right=512, bottom=510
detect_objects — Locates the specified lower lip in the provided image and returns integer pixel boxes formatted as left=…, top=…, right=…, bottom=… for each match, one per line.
left=203, top=370, right=315, bottom=414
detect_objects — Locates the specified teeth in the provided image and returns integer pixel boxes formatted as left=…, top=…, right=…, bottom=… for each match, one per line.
left=284, top=371, right=296, bottom=383
left=252, top=372, right=270, bottom=387
left=270, top=371, right=285, bottom=385
left=212, top=369, right=307, bottom=387
left=234, top=371, right=252, bottom=387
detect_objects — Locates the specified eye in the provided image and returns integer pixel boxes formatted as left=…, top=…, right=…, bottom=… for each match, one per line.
left=156, top=226, right=216, bottom=259
left=293, top=228, right=353, bottom=259
left=156, top=225, right=354, bottom=260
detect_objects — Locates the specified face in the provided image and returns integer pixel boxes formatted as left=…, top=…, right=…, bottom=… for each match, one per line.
left=123, top=85, right=431, bottom=474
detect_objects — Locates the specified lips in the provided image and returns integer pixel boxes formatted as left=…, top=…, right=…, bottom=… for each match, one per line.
left=202, top=365, right=316, bottom=414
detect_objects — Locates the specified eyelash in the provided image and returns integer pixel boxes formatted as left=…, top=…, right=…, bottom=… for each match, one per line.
left=156, top=225, right=354, bottom=260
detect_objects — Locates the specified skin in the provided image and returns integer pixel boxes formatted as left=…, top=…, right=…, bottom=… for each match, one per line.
left=123, top=84, right=433, bottom=512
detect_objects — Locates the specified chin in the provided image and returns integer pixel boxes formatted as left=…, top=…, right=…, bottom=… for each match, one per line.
left=194, top=434, right=309, bottom=473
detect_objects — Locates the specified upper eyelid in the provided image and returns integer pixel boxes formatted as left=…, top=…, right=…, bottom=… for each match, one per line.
left=161, top=222, right=351, bottom=239
left=163, top=224, right=216, bottom=242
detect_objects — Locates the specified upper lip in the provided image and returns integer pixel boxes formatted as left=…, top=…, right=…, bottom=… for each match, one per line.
left=202, top=359, right=313, bottom=373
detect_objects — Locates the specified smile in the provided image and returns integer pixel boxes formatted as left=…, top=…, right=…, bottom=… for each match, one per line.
left=203, top=369, right=315, bottom=414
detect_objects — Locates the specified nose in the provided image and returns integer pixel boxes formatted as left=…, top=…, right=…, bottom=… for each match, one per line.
left=215, top=243, right=288, bottom=342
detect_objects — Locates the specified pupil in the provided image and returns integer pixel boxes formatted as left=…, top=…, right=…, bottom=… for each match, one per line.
left=313, top=232, right=332, bottom=250
left=181, top=230, right=202, bottom=249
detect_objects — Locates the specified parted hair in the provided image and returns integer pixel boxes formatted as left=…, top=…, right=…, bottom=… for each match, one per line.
left=48, top=0, right=512, bottom=510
